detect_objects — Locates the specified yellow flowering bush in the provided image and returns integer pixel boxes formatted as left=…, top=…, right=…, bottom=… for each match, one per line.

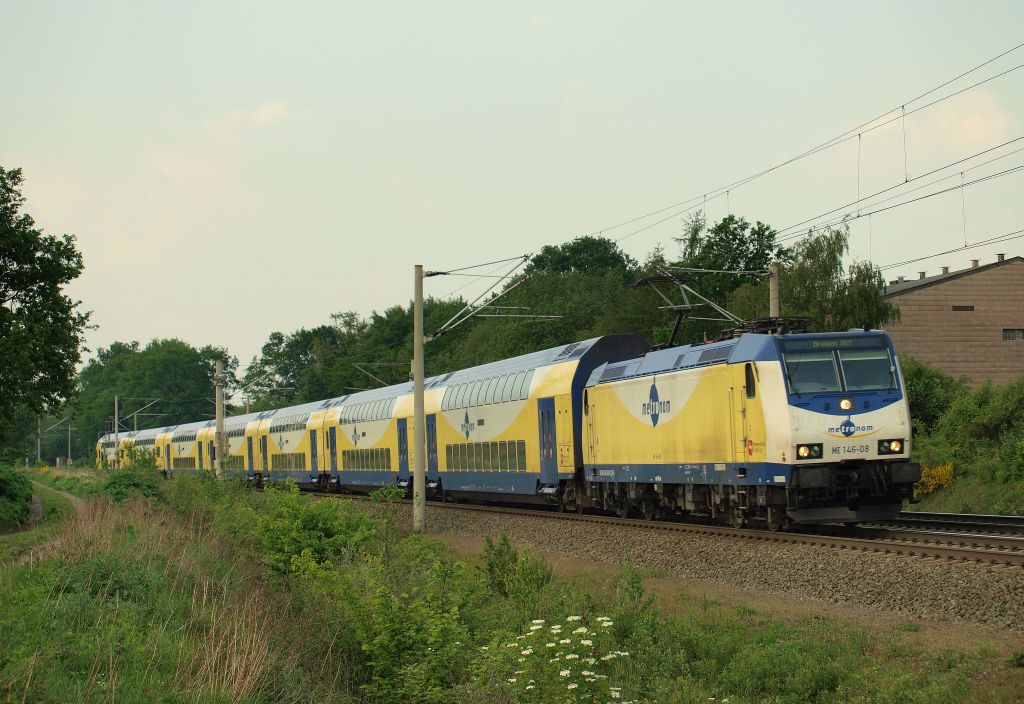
left=914, top=462, right=954, bottom=498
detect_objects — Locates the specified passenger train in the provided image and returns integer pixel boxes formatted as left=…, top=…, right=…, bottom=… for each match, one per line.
left=98, top=329, right=921, bottom=527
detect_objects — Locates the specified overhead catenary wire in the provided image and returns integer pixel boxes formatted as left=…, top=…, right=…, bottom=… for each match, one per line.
left=569, top=46, right=1024, bottom=244
left=776, top=163, right=1024, bottom=243
left=774, top=137, right=1024, bottom=237
left=877, top=227, right=1024, bottom=271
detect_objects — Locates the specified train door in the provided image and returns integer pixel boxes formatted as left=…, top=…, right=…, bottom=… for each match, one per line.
left=247, top=436, right=255, bottom=474
left=731, top=363, right=759, bottom=465
left=538, top=397, right=557, bottom=480
left=209, top=440, right=215, bottom=470
left=198, top=441, right=204, bottom=471
left=328, top=427, right=338, bottom=473
left=165, top=445, right=172, bottom=476
left=397, top=418, right=409, bottom=474
left=309, top=429, right=319, bottom=473
left=584, top=390, right=597, bottom=465
left=261, top=435, right=269, bottom=474
left=426, top=414, right=438, bottom=476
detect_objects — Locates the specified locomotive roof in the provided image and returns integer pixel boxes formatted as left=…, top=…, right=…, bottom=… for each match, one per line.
left=586, top=330, right=894, bottom=386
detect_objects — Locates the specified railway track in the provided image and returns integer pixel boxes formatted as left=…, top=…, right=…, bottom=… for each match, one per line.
left=337, top=493, right=1024, bottom=568
left=864, top=511, right=1024, bottom=537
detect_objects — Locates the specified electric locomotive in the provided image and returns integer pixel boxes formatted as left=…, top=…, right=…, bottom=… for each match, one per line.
left=580, top=329, right=920, bottom=526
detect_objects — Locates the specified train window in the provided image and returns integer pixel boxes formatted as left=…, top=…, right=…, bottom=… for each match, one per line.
left=490, top=442, right=499, bottom=471
left=498, top=441, right=508, bottom=470
left=783, top=350, right=841, bottom=394
left=467, top=442, right=476, bottom=469
left=510, top=371, right=527, bottom=400
left=520, top=370, right=535, bottom=400
left=497, top=374, right=512, bottom=402
left=840, top=348, right=896, bottom=391
left=745, top=364, right=756, bottom=399
left=456, top=443, right=465, bottom=470
left=484, top=376, right=499, bottom=405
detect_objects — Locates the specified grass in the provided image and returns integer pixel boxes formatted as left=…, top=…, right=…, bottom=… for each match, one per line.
left=907, top=474, right=1024, bottom=515
left=0, top=482, right=74, bottom=564
left=0, top=476, right=1020, bottom=702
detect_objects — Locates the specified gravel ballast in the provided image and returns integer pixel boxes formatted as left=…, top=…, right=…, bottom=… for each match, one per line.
left=362, top=501, right=1024, bottom=631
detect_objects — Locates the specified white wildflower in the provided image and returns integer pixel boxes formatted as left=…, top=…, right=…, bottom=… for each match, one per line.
left=514, top=670, right=524, bottom=675
left=526, top=685, right=534, bottom=690
left=521, top=648, right=533, bottom=656
left=529, top=624, right=543, bottom=631
left=601, top=653, right=617, bottom=661
left=559, top=638, right=571, bottom=645
left=567, top=683, right=578, bottom=690
left=573, top=626, right=588, bottom=634
left=600, top=621, right=613, bottom=627
left=583, top=657, right=597, bottom=664
left=582, top=670, right=594, bottom=676
left=546, top=642, right=557, bottom=648
left=559, top=669, right=571, bottom=677
left=532, top=619, right=545, bottom=624
left=507, top=678, right=516, bottom=683
left=610, top=692, right=622, bottom=700
left=581, top=639, right=593, bottom=646
left=565, top=654, right=579, bottom=660
left=566, top=615, right=582, bottom=621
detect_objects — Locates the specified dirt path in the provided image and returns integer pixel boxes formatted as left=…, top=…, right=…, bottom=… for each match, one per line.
left=31, top=480, right=85, bottom=515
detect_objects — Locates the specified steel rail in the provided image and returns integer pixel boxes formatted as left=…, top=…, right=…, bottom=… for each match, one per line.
left=328, top=493, right=1024, bottom=568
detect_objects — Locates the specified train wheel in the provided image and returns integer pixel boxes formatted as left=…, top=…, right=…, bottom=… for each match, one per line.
left=641, top=498, right=658, bottom=521
left=766, top=508, right=788, bottom=531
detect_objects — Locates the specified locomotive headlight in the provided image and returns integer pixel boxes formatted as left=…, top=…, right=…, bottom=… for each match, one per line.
left=878, top=439, right=905, bottom=454
left=797, top=443, right=822, bottom=460
left=839, top=398, right=853, bottom=411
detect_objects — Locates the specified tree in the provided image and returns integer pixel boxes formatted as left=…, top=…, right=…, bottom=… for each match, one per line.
left=74, top=339, right=238, bottom=449
left=0, top=167, right=90, bottom=438
left=728, top=225, right=899, bottom=331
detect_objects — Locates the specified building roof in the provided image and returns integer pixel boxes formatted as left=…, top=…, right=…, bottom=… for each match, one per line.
left=884, top=255, right=1022, bottom=297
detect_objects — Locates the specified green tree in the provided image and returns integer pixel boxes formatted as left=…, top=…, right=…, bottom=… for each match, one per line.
left=0, top=166, right=90, bottom=437
left=729, top=225, right=899, bottom=331
left=74, top=339, right=238, bottom=450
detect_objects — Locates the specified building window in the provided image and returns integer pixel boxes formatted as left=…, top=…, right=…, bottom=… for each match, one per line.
left=1004, top=329, right=1024, bottom=341
left=951, top=305, right=975, bottom=311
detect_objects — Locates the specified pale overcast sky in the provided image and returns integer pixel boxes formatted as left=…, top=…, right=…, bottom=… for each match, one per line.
left=2, top=1, right=1022, bottom=367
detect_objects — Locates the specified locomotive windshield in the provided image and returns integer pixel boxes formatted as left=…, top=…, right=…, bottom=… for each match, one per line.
left=782, top=336, right=896, bottom=394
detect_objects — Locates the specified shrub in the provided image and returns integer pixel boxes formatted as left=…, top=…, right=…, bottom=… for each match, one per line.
left=480, top=534, right=552, bottom=599
left=0, top=467, right=32, bottom=530
left=94, top=470, right=161, bottom=502
left=369, top=483, right=405, bottom=503
left=256, top=481, right=380, bottom=575
left=914, top=463, right=954, bottom=498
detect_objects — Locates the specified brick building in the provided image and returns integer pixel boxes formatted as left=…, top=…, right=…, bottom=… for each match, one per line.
left=883, top=254, right=1024, bottom=386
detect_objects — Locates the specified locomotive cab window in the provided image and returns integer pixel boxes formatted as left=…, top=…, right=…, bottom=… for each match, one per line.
left=840, top=347, right=895, bottom=390
left=783, top=350, right=841, bottom=394
left=782, top=337, right=896, bottom=394
left=744, top=363, right=756, bottom=399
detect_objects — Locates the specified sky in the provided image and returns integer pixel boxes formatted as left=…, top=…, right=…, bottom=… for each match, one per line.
left=2, top=1, right=1022, bottom=368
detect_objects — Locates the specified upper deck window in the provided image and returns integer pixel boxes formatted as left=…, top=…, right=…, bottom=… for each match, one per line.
left=782, top=336, right=896, bottom=394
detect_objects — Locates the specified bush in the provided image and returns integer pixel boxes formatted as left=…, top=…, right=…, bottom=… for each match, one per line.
left=94, top=470, right=161, bottom=502
left=915, top=463, right=955, bottom=499
left=0, top=467, right=32, bottom=530
left=256, top=481, right=380, bottom=575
